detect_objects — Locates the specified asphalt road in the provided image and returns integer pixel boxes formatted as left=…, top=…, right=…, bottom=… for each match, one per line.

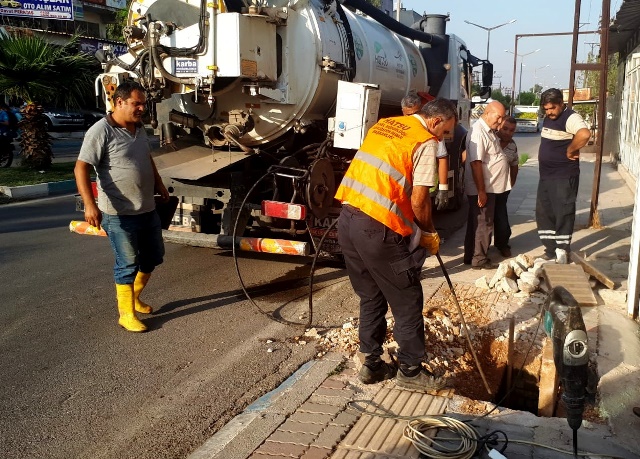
left=0, top=195, right=359, bottom=459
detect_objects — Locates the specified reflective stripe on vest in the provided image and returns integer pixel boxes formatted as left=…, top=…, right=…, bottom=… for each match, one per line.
left=335, top=115, right=434, bottom=236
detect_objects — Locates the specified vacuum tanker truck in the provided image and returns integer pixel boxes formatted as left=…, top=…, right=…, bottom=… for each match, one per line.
left=92, top=0, right=493, bottom=256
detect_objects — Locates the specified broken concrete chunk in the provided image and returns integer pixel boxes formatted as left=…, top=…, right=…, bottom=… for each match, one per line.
left=509, top=259, right=524, bottom=277
left=500, top=276, right=519, bottom=293
left=489, top=262, right=514, bottom=288
left=516, top=254, right=534, bottom=269
left=519, top=271, right=540, bottom=287
left=475, top=275, right=490, bottom=290
left=529, top=266, right=544, bottom=278
left=518, top=279, right=538, bottom=293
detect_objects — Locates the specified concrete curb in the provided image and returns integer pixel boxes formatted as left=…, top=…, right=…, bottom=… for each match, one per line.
left=0, top=180, right=77, bottom=199
left=188, top=352, right=345, bottom=459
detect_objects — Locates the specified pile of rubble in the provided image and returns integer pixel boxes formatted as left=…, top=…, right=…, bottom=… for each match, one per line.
left=475, top=254, right=547, bottom=294
left=312, top=291, right=505, bottom=395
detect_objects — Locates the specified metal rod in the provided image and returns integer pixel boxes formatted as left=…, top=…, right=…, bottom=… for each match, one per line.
left=435, top=252, right=492, bottom=395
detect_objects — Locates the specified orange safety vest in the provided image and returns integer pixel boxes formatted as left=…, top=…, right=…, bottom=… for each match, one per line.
left=335, top=115, right=435, bottom=236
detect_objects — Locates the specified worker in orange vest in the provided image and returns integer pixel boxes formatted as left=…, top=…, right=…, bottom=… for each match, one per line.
left=335, top=98, right=457, bottom=392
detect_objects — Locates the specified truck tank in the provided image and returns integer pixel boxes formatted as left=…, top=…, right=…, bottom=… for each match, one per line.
left=96, top=0, right=488, bottom=252
left=107, top=0, right=436, bottom=145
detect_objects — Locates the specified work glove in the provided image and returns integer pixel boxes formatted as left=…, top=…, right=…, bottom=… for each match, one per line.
left=419, top=231, right=440, bottom=255
left=435, top=189, right=449, bottom=210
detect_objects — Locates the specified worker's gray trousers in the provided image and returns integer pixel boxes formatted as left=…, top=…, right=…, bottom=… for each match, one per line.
left=464, top=193, right=496, bottom=267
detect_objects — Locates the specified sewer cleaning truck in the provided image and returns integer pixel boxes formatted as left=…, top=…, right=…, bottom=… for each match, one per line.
left=92, top=0, right=492, bottom=256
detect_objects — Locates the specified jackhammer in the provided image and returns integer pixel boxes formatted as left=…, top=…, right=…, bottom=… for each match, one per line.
left=542, top=286, right=589, bottom=458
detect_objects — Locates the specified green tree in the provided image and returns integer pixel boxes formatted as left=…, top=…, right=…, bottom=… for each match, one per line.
left=0, top=32, right=97, bottom=169
left=106, top=3, right=130, bottom=41
left=363, top=0, right=382, bottom=7
left=490, top=88, right=509, bottom=107
left=518, top=91, right=536, bottom=105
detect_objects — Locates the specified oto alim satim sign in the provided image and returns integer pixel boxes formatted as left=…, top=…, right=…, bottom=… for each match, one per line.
left=0, top=0, right=73, bottom=21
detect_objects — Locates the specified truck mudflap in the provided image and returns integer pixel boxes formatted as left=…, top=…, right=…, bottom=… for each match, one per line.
left=153, top=144, right=248, bottom=180
left=307, top=208, right=341, bottom=255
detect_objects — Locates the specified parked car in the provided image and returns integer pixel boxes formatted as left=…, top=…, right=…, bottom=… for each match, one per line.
left=80, top=109, right=105, bottom=129
left=0, top=0, right=22, bottom=8
left=43, top=108, right=85, bottom=130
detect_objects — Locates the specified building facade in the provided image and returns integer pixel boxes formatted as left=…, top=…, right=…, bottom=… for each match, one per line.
left=0, top=0, right=126, bottom=52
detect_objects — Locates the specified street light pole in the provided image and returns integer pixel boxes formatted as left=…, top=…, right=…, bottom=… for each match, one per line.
left=518, top=62, right=524, bottom=104
left=464, top=19, right=516, bottom=61
left=505, top=48, right=540, bottom=106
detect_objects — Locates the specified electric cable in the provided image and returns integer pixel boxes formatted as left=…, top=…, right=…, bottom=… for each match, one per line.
left=347, top=399, right=626, bottom=459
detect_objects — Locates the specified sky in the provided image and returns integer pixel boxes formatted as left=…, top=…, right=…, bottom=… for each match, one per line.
left=397, top=0, right=622, bottom=96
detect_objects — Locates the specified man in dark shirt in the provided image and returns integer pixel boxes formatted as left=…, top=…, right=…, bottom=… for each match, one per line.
left=536, top=88, right=591, bottom=263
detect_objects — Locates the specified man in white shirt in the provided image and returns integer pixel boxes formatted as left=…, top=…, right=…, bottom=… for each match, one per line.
left=463, top=101, right=509, bottom=269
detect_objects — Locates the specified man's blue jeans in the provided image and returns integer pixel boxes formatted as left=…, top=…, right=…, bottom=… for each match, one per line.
left=101, top=211, right=165, bottom=284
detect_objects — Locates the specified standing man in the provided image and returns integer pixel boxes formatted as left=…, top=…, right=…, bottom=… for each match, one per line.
left=493, top=116, right=519, bottom=257
left=401, top=93, right=450, bottom=210
left=536, top=88, right=591, bottom=263
left=75, top=81, right=170, bottom=333
left=335, top=98, right=457, bottom=392
left=463, top=101, right=509, bottom=269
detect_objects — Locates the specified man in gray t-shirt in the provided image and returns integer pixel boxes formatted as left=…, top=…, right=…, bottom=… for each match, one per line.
left=75, top=81, right=170, bottom=333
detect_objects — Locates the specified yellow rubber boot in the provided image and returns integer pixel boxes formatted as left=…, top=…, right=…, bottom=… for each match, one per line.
left=116, top=284, right=147, bottom=332
left=134, top=272, right=153, bottom=314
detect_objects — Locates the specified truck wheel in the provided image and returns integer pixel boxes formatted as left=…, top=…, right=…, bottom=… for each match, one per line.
left=446, top=146, right=465, bottom=211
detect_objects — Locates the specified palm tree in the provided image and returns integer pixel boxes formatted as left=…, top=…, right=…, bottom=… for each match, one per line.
left=0, top=31, right=97, bottom=169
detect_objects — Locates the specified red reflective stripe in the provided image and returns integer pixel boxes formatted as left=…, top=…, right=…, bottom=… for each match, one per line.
left=261, top=200, right=306, bottom=220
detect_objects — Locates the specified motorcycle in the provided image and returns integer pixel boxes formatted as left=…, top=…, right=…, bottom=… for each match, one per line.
left=0, top=133, right=15, bottom=168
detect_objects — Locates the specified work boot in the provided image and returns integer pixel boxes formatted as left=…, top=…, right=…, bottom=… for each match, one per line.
left=134, top=271, right=153, bottom=314
left=396, top=364, right=446, bottom=392
left=358, top=356, right=397, bottom=384
left=116, top=284, right=147, bottom=332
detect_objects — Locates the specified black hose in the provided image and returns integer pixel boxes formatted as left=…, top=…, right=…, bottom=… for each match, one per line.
left=232, top=166, right=323, bottom=328
left=232, top=170, right=304, bottom=326
left=307, top=217, right=339, bottom=328
left=340, top=0, right=445, bottom=47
